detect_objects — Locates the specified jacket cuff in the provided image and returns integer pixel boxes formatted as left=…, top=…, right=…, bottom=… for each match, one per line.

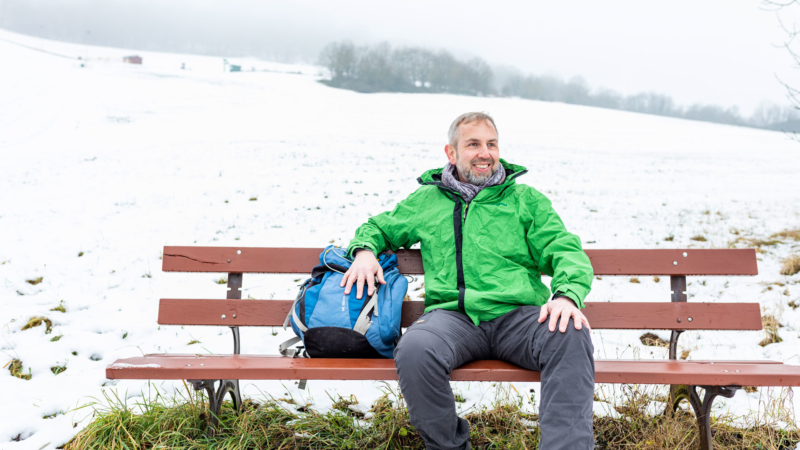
left=552, top=285, right=588, bottom=309
left=346, top=242, right=378, bottom=260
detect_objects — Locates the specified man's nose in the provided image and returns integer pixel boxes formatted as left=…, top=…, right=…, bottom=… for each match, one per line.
left=477, top=144, right=491, bottom=158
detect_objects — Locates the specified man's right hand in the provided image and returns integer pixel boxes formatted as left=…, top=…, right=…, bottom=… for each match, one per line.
left=340, top=250, right=386, bottom=299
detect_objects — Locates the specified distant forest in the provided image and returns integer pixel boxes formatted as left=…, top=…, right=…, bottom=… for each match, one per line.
left=319, top=41, right=800, bottom=133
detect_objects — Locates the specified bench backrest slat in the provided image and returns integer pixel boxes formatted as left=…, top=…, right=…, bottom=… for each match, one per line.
left=158, top=299, right=762, bottom=330
left=162, top=247, right=757, bottom=276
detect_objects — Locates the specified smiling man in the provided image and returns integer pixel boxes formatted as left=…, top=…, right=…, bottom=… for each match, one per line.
left=343, top=112, right=595, bottom=450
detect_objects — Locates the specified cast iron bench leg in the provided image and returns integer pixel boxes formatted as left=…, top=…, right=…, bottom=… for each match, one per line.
left=687, top=385, right=739, bottom=450
left=188, top=379, right=242, bottom=436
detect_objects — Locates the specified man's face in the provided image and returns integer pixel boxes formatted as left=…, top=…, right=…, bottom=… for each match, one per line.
left=445, top=120, right=500, bottom=186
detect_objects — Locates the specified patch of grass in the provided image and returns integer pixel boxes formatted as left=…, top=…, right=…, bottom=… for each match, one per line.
left=330, top=394, right=363, bottom=418
left=26, top=276, right=43, bottom=285
left=759, top=314, right=784, bottom=347
left=771, top=228, right=800, bottom=241
left=639, top=332, right=669, bottom=348
left=78, top=251, right=84, bottom=257
left=65, top=383, right=800, bottom=450
left=51, top=365, right=67, bottom=375
left=142, top=272, right=152, bottom=278
left=780, top=254, right=800, bottom=276
left=187, top=340, right=201, bottom=345
left=50, top=300, right=67, bottom=313
left=690, top=235, right=707, bottom=242
left=249, top=196, right=258, bottom=201
left=4, top=359, right=31, bottom=380
left=680, top=349, right=690, bottom=360
left=788, top=300, right=799, bottom=310
left=630, top=277, right=641, bottom=284
left=215, top=277, right=228, bottom=285
left=454, top=392, right=466, bottom=403
left=22, top=316, right=53, bottom=334
left=50, top=334, right=63, bottom=342
left=744, top=386, right=758, bottom=393
left=664, top=236, right=674, bottom=242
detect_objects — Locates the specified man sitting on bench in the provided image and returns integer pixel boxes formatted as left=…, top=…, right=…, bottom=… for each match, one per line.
left=341, top=112, right=595, bottom=450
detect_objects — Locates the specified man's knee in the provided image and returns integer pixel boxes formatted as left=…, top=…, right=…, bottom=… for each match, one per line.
left=539, top=319, right=594, bottom=362
left=395, top=329, right=452, bottom=374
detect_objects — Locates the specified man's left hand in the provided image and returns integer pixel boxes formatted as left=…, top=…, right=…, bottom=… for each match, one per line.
left=538, top=297, right=591, bottom=333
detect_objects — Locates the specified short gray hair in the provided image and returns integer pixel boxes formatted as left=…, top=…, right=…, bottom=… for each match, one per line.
left=447, top=112, right=498, bottom=148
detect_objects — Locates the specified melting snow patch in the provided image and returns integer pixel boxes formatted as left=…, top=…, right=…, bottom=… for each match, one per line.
left=109, top=363, right=162, bottom=368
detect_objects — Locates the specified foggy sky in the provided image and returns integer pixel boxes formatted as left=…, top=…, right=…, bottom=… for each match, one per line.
left=2, top=0, right=798, bottom=114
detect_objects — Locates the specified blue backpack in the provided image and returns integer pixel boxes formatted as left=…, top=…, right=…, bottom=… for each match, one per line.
left=280, top=245, right=409, bottom=359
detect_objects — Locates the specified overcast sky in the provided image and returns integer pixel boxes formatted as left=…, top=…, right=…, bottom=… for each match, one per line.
left=2, top=0, right=799, bottom=114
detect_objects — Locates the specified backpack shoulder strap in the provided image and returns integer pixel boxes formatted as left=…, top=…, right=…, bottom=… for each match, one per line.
left=353, top=290, right=378, bottom=335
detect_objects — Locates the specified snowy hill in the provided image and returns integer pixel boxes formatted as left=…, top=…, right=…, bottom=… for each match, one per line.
left=1, top=28, right=799, bottom=448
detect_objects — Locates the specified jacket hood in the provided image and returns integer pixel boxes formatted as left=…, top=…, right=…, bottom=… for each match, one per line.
left=417, top=159, right=527, bottom=187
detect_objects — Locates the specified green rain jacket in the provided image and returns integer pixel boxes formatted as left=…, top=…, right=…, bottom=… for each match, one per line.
left=347, top=160, right=593, bottom=326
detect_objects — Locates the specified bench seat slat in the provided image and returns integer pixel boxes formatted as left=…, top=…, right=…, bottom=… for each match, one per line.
left=158, top=299, right=763, bottom=330
left=162, top=247, right=758, bottom=276
left=106, top=355, right=800, bottom=386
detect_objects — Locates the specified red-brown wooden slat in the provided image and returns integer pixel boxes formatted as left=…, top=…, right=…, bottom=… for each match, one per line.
left=162, top=247, right=758, bottom=276
left=158, top=299, right=763, bottom=330
left=106, top=356, right=800, bottom=386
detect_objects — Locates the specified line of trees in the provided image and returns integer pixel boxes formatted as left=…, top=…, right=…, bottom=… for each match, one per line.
left=318, top=42, right=492, bottom=96
left=318, top=41, right=800, bottom=133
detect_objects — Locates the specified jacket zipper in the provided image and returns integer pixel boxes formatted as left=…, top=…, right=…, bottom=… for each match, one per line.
left=418, top=168, right=528, bottom=316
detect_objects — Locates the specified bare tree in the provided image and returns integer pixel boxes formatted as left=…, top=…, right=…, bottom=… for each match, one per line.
left=761, top=0, right=800, bottom=138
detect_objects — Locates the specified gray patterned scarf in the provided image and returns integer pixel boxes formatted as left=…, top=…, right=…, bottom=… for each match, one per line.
left=441, top=162, right=506, bottom=203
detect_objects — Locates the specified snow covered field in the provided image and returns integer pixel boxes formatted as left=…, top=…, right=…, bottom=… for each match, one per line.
left=1, top=28, right=799, bottom=448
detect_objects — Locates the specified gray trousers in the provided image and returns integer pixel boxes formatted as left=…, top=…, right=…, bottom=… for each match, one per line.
left=394, top=306, right=595, bottom=450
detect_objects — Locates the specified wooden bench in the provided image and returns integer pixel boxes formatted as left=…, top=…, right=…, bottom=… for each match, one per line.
left=107, top=246, right=800, bottom=449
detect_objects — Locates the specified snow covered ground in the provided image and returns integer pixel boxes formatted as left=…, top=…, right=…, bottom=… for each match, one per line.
left=1, top=28, right=799, bottom=448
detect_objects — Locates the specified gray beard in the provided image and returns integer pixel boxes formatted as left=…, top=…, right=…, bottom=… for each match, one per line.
left=457, top=158, right=498, bottom=186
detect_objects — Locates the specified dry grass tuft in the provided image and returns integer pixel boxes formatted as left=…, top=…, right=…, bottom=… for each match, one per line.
left=680, top=349, right=690, bottom=360
left=640, top=332, right=669, bottom=348
left=4, top=359, right=31, bottom=380
left=22, top=316, right=53, bottom=334
left=780, top=254, right=800, bottom=276
left=759, top=314, right=784, bottom=347
left=771, top=229, right=800, bottom=241
left=730, top=228, right=800, bottom=249
left=744, top=386, right=758, bottom=393
left=690, top=235, right=707, bottom=242
left=215, top=277, right=228, bottom=285
left=629, top=277, right=641, bottom=284
left=50, top=300, right=66, bottom=313
left=789, top=300, right=799, bottom=310
left=26, top=276, right=43, bottom=285
left=330, top=394, right=361, bottom=417
left=51, top=365, right=67, bottom=375
left=664, top=236, right=674, bottom=242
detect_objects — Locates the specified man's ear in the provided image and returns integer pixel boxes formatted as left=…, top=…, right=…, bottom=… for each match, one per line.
left=444, top=145, right=457, bottom=165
